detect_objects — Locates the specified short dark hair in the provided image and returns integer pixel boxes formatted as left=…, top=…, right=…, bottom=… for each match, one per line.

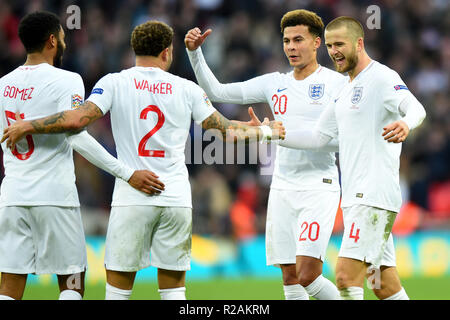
left=325, top=16, right=364, bottom=41
left=131, top=21, right=174, bottom=57
left=280, top=9, right=324, bottom=38
left=18, top=11, right=61, bottom=53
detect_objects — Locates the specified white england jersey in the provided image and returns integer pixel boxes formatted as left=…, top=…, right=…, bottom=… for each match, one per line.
left=87, top=66, right=216, bottom=208
left=195, top=64, right=345, bottom=191
left=317, top=60, right=411, bottom=212
left=236, top=67, right=345, bottom=191
left=0, top=63, right=84, bottom=207
left=187, top=49, right=345, bottom=190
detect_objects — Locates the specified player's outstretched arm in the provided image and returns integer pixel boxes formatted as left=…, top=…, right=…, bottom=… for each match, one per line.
left=68, top=131, right=165, bottom=195
left=1, top=101, right=103, bottom=150
left=201, top=110, right=285, bottom=143
left=239, top=107, right=339, bottom=152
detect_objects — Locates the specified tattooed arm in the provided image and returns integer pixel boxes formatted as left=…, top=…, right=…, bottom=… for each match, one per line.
left=201, top=111, right=285, bottom=143
left=1, top=101, right=103, bottom=150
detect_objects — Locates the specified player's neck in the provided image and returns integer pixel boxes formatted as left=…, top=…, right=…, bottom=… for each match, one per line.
left=135, top=56, right=167, bottom=71
left=348, top=52, right=371, bottom=81
left=293, top=61, right=319, bottom=80
left=24, top=52, right=54, bottom=66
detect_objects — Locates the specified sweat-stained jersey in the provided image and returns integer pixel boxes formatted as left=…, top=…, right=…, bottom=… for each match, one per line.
left=0, top=63, right=84, bottom=207
left=87, top=66, right=216, bottom=208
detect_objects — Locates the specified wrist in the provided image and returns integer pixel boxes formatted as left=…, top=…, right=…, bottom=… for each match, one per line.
left=259, top=125, right=272, bottom=143
left=23, top=120, right=35, bottom=135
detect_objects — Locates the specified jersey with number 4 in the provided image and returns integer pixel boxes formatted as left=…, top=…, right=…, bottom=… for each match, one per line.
left=0, top=63, right=84, bottom=207
left=87, top=66, right=216, bottom=208
left=233, top=66, right=345, bottom=191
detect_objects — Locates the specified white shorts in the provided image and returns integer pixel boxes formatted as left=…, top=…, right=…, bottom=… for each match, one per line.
left=339, top=205, right=397, bottom=268
left=104, top=206, right=192, bottom=272
left=0, top=206, right=87, bottom=275
left=265, top=189, right=340, bottom=267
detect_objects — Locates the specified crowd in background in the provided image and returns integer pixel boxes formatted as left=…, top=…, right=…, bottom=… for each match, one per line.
left=0, top=0, right=449, bottom=238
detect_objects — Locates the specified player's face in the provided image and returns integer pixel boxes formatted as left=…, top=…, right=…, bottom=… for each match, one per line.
left=54, top=27, right=66, bottom=68
left=325, top=27, right=358, bottom=73
left=283, top=25, right=319, bottom=69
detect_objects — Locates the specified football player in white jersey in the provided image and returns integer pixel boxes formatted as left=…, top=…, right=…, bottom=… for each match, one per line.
left=0, top=12, right=162, bottom=300
left=272, top=17, right=426, bottom=299
left=184, top=9, right=344, bottom=300
left=2, top=20, right=285, bottom=300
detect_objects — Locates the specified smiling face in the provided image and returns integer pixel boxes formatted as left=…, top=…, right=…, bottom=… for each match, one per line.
left=283, top=25, right=320, bottom=70
left=324, top=26, right=360, bottom=74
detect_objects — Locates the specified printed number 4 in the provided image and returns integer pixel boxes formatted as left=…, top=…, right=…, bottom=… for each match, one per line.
left=349, top=222, right=360, bottom=243
left=138, top=105, right=165, bottom=157
left=4, top=110, right=35, bottom=160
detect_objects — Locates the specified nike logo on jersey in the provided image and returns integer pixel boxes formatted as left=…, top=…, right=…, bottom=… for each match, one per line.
left=277, top=88, right=287, bottom=92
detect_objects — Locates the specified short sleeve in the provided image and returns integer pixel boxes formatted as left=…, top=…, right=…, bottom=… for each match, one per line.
left=86, top=74, right=115, bottom=114
left=189, top=83, right=217, bottom=125
left=316, top=100, right=338, bottom=139
left=57, top=73, right=85, bottom=112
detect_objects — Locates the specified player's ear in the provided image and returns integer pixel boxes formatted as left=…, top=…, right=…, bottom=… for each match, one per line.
left=160, top=47, right=170, bottom=62
left=47, top=33, right=57, bottom=49
left=357, top=37, right=364, bottom=52
left=314, top=36, right=321, bottom=51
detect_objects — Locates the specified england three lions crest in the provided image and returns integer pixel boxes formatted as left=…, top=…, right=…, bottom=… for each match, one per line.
left=309, top=84, right=324, bottom=100
left=351, top=87, right=363, bottom=104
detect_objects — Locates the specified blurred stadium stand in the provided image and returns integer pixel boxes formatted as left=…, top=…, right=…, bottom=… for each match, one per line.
left=0, top=0, right=449, bottom=240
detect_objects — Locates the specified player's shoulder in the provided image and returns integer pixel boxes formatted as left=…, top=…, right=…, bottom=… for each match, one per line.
left=319, top=66, right=346, bottom=81
left=267, top=70, right=287, bottom=80
left=165, top=70, right=204, bottom=93
left=50, top=65, right=83, bottom=82
left=0, top=69, right=16, bottom=87
left=369, top=60, right=404, bottom=85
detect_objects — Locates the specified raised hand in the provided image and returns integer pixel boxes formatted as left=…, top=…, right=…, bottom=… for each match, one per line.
left=1, top=111, right=29, bottom=150
left=184, top=27, right=212, bottom=51
left=382, top=120, right=409, bottom=143
left=128, top=170, right=165, bottom=195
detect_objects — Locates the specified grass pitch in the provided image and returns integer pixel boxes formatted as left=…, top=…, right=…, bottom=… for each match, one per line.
left=21, top=276, right=450, bottom=300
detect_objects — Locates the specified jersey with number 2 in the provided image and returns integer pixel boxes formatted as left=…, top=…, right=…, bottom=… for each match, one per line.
left=87, top=66, right=216, bottom=208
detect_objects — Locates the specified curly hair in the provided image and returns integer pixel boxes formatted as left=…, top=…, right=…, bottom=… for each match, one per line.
left=280, top=9, right=324, bottom=38
left=18, top=11, right=61, bottom=53
left=131, top=21, right=174, bottom=57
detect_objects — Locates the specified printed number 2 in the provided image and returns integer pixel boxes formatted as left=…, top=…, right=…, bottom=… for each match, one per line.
left=4, top=110, right=35, bottom=160
left=299, top=221, right=320, bottom=242
left=349, top=222, right=360, bottom=243
left=138, top=105, right=165, bottom=157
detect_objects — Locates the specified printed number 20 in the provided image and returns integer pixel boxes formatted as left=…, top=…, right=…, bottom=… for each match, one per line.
left=299, top=221, right=320, bottom=242
left=272, top=94, right=287, bottom=115
left=138, top=105, right=165, bottom=157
